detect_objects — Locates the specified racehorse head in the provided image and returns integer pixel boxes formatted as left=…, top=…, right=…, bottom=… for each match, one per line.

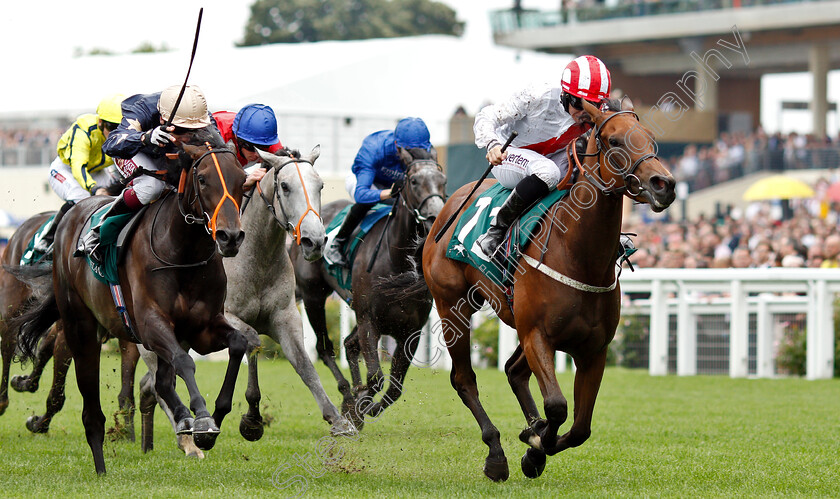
left=180, top=128, right=247, bottom=256
left=257, top=146, right=326, bottom=261
left=580, top=99, right=676, bottom=212
left=397, top=147, right=447, bottom=233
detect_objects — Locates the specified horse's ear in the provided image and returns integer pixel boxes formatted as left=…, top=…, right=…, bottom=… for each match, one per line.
left=224, top=139, right=236, bottom=153
left=398, top=146, right=413, bottom=166
left=305, top=144, right=321, bottom=163
left=181, top=143, right=204, bottom=160
left=621, top=96, right=635, bottom=112
left=582, top=100, right=605, bottom=125
left=256, top=148, right=280, bottom=168
left=429, top=146, right=438, bottom=162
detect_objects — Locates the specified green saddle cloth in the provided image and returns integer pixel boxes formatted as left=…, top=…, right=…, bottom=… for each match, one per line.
left=445, top=183, right=569, bottom=287
left=324, top=203, right=393, bottom=293
left=85, top=208, right=135, bottom=285
left=19, top=214, right=56, bottom=266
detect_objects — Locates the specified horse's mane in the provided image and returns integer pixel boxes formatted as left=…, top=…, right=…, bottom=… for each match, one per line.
left=406, top=146, right=436, bottom=161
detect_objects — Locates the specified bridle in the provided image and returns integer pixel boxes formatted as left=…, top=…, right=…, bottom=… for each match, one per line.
left=255, top=155, right=321, bottom=245
left=569, top=110, right=659, bottom=198
left=399, top=158, right=446, bottom=226
left=177, top=142, right=240, bottom=240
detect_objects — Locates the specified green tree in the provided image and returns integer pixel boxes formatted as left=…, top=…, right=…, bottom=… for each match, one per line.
left=239, top=0, right=463, bottom=45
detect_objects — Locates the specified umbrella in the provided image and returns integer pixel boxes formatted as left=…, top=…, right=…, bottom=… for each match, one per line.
left=742, top=175, right=815, bottom=201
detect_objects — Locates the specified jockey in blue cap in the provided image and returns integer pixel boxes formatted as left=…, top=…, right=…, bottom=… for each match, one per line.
left=324, top=117, right=432, bottom=267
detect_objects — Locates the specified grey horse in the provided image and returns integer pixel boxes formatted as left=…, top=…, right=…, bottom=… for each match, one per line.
left=139, top=145, right=355, bottom=457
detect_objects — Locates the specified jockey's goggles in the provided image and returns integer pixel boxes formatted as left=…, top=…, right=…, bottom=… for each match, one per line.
left=239, top=140, right=270, bottom=153
left=562, top=93, right=599, bottom=113
left=101, top=120, right=120, bottom=132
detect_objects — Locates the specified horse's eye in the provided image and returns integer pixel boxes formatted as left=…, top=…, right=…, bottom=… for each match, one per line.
left=197, top=175, right=207, bottom=186
left=411, top=177, right=419, bottom=186
left=609, top=138, right=621, bottom=147
left=280, top=181, right=290, bottom=194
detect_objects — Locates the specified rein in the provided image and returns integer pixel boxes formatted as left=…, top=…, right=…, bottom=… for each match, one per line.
left=569, top=110, right=658, bottom=197
left=400, top=159, right=446, bottom=227
left=255, top=157, right=321, bottom=245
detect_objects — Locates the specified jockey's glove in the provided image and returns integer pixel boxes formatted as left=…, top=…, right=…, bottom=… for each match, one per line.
left=141, top=126, right=175, bottom=147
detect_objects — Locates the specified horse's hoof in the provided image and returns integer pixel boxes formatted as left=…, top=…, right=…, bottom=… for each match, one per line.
left=519, top=419, right=547, bottom=451
left=521, top=448, right=547, bottom=479
left=0, top=399, right=8, bottom=416
left=26, top=415, right=49, bottom=434
left=330, top=417, right=358, bottom=437
left=11, top=375, right=38, bottom=393
left=483, top=456, right=509, bottom=482
left=192, top=416, right=220, bottom=450
left=175, top=417, right=195, bottom=435
left=239, top=414, right=264, bottom=442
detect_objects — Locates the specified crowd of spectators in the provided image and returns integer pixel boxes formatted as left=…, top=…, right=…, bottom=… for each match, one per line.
left=623, top=188, right=840, bottom=269
left=669, top=128, right=840, bottom=193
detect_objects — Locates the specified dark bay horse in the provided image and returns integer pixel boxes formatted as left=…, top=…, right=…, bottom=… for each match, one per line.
left=419, top=100, right=675, bottom=481
left=11, top=129, right=248, bottom=474
left=291, top=147, right=446, bottom=428
left=1, top=212, right=141, bottom=437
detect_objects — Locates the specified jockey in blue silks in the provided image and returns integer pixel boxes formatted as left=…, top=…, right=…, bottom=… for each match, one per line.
left=324, top=117, right=433, bottom=267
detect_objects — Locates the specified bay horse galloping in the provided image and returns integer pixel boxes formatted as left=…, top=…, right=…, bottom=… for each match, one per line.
left=12, top=128, right=247, bottom=474
left=423, top=100, right=675, bottom=481
left=292, top=147, right=446, bottom=428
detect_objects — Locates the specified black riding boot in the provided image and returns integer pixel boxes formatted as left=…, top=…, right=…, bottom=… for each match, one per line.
left=477, top=174, right=550, bottom=257
left=324, top=203, right=374, bottom=267
left=33, top=201, right=74, bottom=253
left=77, top=193, right=134, bottom=263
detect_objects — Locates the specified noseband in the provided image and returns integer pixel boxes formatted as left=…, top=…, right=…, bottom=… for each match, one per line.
left=570, top=110, right=659, bottom=197
left=400, top=159, right=446, bottom=225
left=256, top=156, right=322, bottom=245
left=178, top=143, right=240, bottom=240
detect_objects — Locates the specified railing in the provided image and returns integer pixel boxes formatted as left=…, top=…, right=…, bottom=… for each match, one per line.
left=491, top=0, right=829, bottom=34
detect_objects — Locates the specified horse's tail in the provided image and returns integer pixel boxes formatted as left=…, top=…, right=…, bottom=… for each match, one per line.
left=2, top=264, right=53, bottom=298
left=8, top=287, right=59, bottom=363
left=375, top=234, right=429, bottom=302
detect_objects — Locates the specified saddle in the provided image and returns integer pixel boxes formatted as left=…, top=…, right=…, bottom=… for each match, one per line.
left=80, top=204, right=149, bottom=285
left=324, top=203, right=393, bottom=295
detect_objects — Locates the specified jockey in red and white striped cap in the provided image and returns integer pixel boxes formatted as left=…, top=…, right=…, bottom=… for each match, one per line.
left=473, top=55, right=613, bottom=258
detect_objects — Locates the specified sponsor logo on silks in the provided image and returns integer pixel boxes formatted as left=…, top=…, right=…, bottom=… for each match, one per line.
left=50, top=169, right=66, bottom=182
left=92, top=262, right=106, bottom=280
left=379, top=167, right=405, bottom=182
left=115, top=158, right=138, bottom=177
left=504, top=153, right=529, bottom=168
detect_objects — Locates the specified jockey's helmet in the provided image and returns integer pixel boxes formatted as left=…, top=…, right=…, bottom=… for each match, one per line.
left=233, top=104, right=279, bottom=146
left=561, top=55, right=611, bottom=103
left=96, top=93, right=125, bottom=125
left=158, top=85, right=211, bottom=129
left=394, top=117, right=432, bottom=150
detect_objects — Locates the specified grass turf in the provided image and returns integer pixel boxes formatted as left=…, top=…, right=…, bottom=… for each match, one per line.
left=0, top=352, right=838, bottom=498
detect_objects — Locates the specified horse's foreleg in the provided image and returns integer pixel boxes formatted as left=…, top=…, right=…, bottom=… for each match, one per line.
left=11, top=324, right=58, bottom=393
left=210, top=329, right=250, bottom=430
left=115, top=340, right=139, bottom=442
left=272, top=307, right=354, bottom=436
left=165, top=348, right=219, bottom=451
left=442, top=304, right=509, bottom=482
left=344, top=326, right=362, bottom=390
left=25, top=328, right=72, bottom=434
left=366, top=335, right=418, bottom=417
left=138, top=370, right=157, bottom=453
left=505, top=345, right=541, bottom=423
left=551, top=348, right=607, bottom=453
left=520, top=330, right=568, bottom=459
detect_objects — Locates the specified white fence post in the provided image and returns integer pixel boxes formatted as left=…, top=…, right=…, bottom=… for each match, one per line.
left=339, top=301, right=352, bottom=369
left=298, top=303, right=319, bottom=363
left=649, top=279, right=668, bottom=375
left=807, top=279, right=834, bottom=379
left=729, top=279, right=749, bottom=378
left=755, top=293, right=774, bottom=378
left=498, top=321, right=518, bottom=372
left=676, top=282, right=697, bottom=376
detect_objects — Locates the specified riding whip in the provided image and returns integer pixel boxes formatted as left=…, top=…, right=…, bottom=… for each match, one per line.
left=433, top=131, right=517, bottom=243
left=163, top=8, right=204, bottom=128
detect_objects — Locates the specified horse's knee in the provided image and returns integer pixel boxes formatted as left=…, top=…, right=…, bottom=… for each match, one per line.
left=544, top=396, right=568, bottom=426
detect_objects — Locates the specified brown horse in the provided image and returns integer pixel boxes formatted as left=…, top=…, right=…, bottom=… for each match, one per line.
left=419, top=100, right=675, bottom=481
left=291, top=147, right=446, bottom=428
left=1, top=212, right=140, bottom=436
left=11, top=128, right=248, bottom=474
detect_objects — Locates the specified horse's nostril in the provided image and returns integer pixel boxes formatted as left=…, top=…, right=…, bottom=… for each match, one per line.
left=301, top=237, right=313, bottom=249
left=216, top=231, right=229, bottom=244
